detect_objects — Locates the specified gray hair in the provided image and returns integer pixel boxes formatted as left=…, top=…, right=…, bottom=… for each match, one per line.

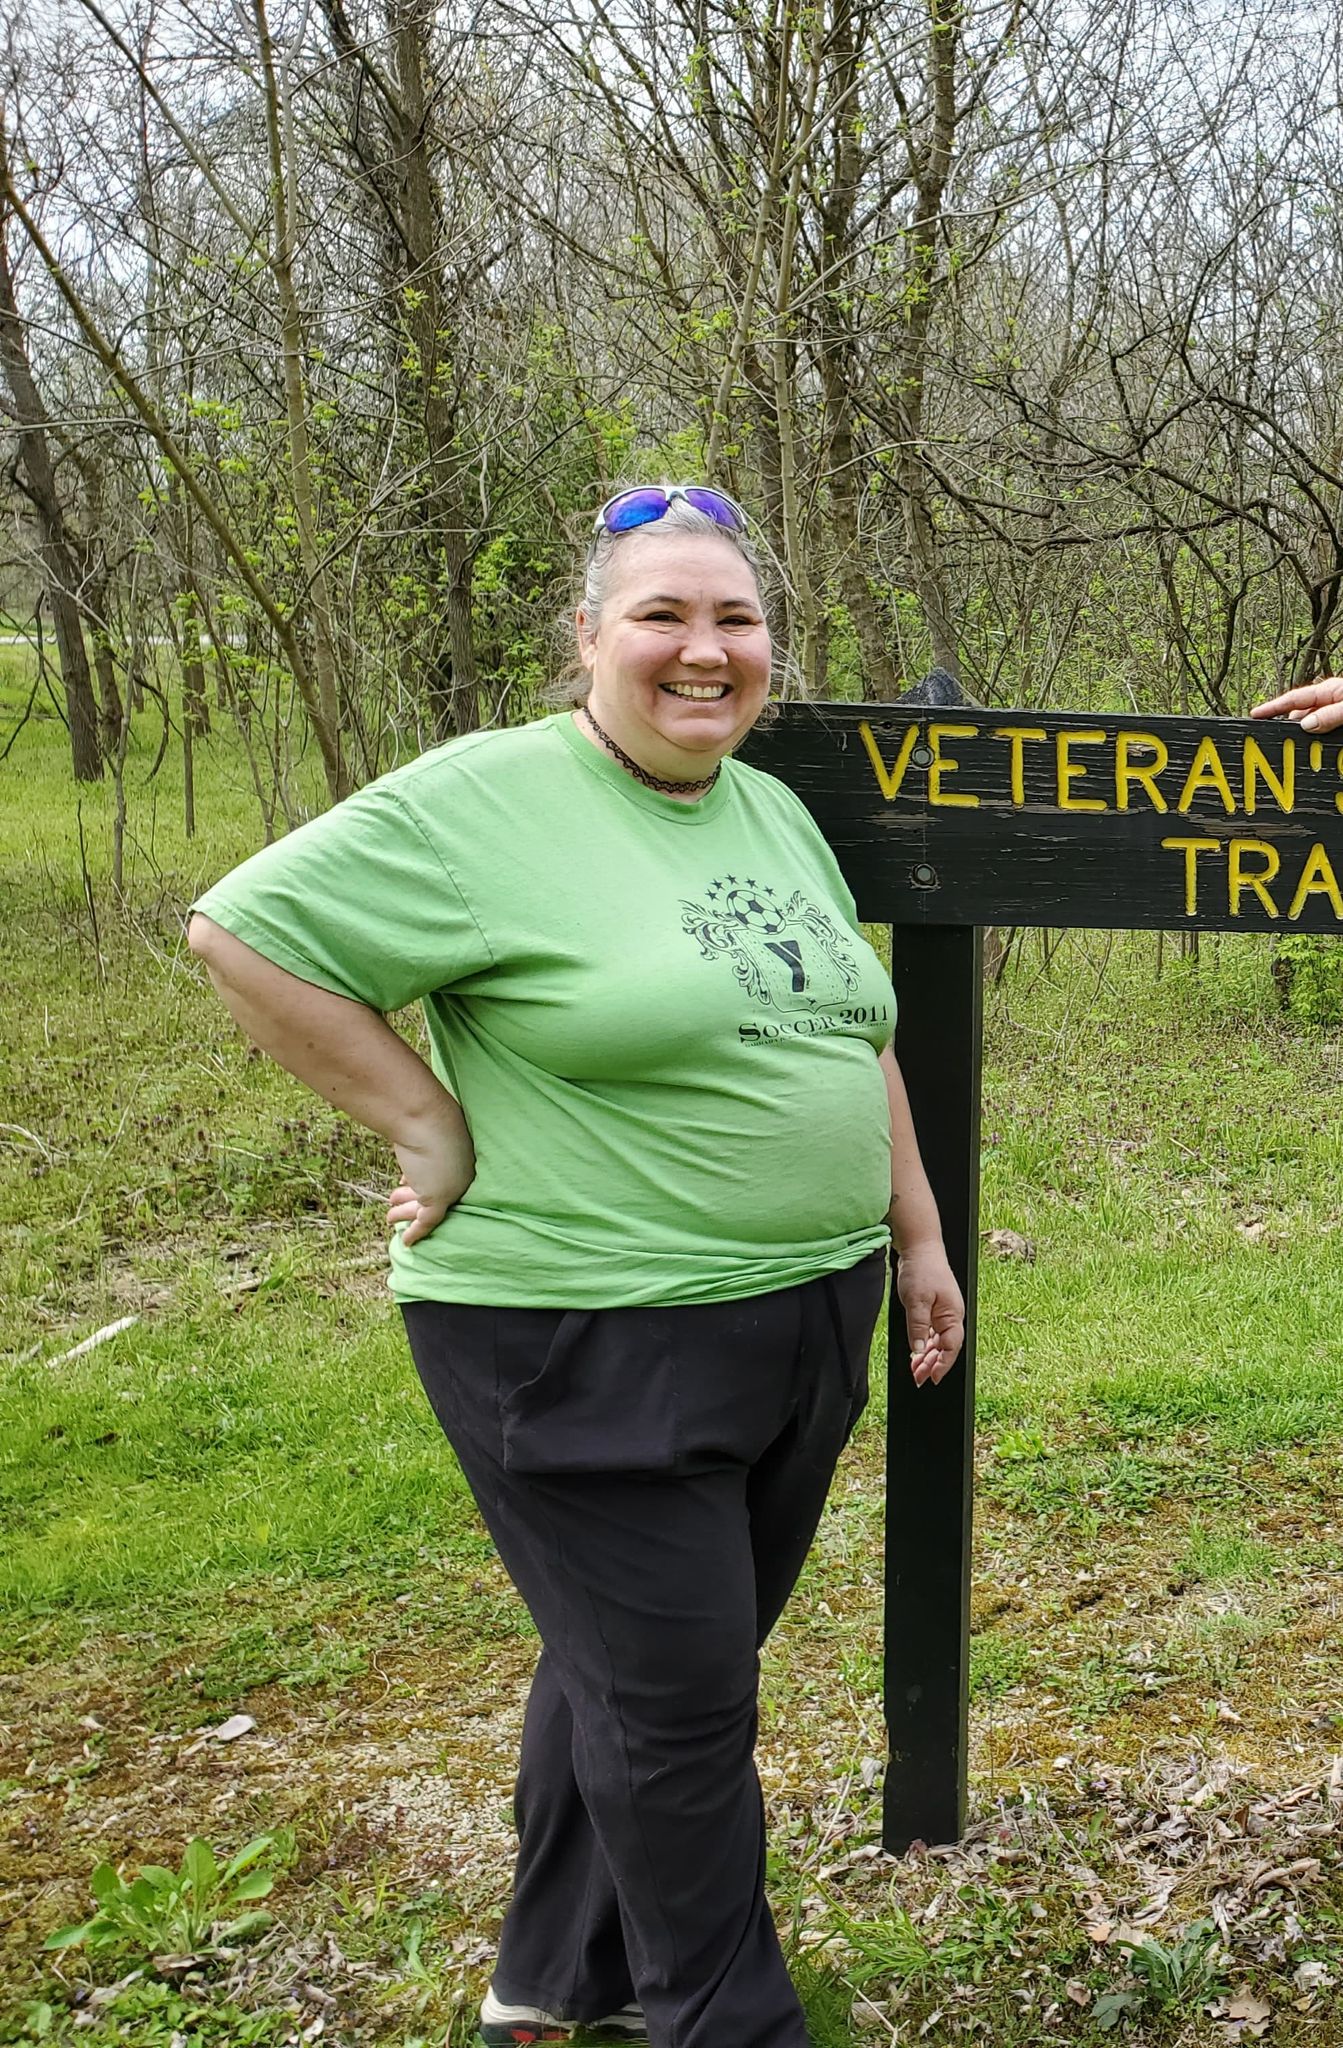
left=553, top=491, right=784, bottom=705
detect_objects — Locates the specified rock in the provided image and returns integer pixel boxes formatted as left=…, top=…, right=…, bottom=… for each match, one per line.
left=984, top=1228, right=1036, bottom=1262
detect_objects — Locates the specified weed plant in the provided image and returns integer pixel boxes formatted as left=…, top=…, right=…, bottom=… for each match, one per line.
left=43, top=1835, right=280, bottom=1962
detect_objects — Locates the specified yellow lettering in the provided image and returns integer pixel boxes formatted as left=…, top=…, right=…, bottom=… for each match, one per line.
left=1115, top=731, right=1169, bottom=812
left=1228, top=838, right=1280, bottom=918
left=991, top=726, right=1047, bottom=806
left=928, top=724, right=979, bottom=807
left=1162, top=836, right=1220, bottom=917
left=1336, top=748, right=1343, bottom=815
left=1309, top=741, right=1323, bottom=772
left=1243, top=737, right=1295, bottom=815
left=1287, top=842, right=1343, bottom=921
left=858, top=719, right=919, bottom=802
left=1176, top=735, right=1236, bottom=814
left=1056, top=729, right=1108, bottom=811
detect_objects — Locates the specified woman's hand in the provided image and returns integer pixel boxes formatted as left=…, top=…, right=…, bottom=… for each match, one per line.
left=896, top=1241, right=965, bottom=1388
left=1251, top=677, right=1343, bottom=733
left=879, top=1045, right=965, bottom=1384
left=387, top=1113, right=477, bottom=1247
left=189, top=921, right=477, bottom=1250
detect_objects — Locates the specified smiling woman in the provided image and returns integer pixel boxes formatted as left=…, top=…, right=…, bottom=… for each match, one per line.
left=185, top=480, right=964, bottom=2048
left=571, top=497, right=773, bottom=793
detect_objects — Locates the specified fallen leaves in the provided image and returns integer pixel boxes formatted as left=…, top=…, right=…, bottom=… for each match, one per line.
left=180, top=1713, right=257, bottom=1759
left=1209, top=1989, right=1273, bottom=2040
left=1246, top=1855, right=1321, bottom=1895
left=211, top=1715, right=256, bottom=1744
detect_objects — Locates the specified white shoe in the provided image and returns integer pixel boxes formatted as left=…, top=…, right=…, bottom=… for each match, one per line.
left=477, top=1987, right=647, bottom=2043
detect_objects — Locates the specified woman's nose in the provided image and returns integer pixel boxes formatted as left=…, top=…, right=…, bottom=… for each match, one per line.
left=679, top=624, right=729, bottom=666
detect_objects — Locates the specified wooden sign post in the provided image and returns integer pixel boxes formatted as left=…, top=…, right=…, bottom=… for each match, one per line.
left=743, top=679, right=1343, bottom=1852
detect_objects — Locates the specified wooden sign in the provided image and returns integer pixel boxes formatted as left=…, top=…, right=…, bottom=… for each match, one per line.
left=747, top=703, right=1343, bottom=931
left=742, top=687, right=1328, bottom=1856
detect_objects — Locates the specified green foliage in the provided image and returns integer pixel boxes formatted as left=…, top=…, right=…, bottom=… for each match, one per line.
left=830, top=1884, right=1029, bottom=1999
left=818, top=601, right=866, bottom=700
left=1181, top=1516, right=1276, bottom=1584
left=969, top=1629, right=1031, bottom=1698
left=993, top=1425, right=1047, bottom=1463
left=977, top=929, right=1343, bottom=1451
left=43, top=1835, right=280, bottom=1963
left=1117, top=1918, right=1228, bottom=2013
left=1091, top=1986, right=1144, bottom=2031
left=831, top=1901, right=947, bottom=1988
left=0, top=1982, right=291, bottom=2045
left=1091, top=1921, right=1229, bottom=2031
left=1273, top=934, right=1343, bottom=1028
left=788, top=1951, right=855, bottom=2048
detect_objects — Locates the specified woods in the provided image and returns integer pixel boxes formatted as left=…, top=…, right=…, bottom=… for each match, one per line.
left=3, top=0, right=1343, bottom=803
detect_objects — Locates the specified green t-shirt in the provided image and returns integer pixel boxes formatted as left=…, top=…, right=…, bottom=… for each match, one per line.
left=194, top=712, right=895, bottom=1306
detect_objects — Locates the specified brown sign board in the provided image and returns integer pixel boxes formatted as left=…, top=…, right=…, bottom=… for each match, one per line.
left=742, top=704, right=1343, bottom=931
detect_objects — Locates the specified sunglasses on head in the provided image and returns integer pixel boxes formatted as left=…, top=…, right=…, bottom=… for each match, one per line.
left=592, top=484, right=748, bottom=536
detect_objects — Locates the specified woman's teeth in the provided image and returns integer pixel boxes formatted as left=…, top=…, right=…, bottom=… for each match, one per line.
left=662, top=683, right=729, bottom=700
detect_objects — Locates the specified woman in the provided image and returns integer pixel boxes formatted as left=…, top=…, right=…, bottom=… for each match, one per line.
left=189, top=483, right=964, bottom=2048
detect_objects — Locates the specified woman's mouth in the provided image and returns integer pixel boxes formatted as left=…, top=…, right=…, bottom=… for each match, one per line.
left=660, top=682, right=730, bottom=701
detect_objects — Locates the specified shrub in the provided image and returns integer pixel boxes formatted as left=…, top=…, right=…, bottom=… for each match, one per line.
left=1272, top=935, right=1343, bottom=1028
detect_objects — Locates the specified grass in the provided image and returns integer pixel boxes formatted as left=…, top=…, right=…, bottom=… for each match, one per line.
left=4, top=660, right=1343, bottom=2042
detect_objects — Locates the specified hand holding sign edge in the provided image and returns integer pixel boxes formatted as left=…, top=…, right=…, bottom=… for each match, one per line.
left=1250, top=677, right=1343, bottom=733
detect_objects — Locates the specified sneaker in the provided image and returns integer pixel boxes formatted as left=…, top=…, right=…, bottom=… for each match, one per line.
left=475, top=1989, right=649, bottom=2048
left=582, top=2009, right=647, bottom=2044
left=475, top=1991, right=569, bottom=2046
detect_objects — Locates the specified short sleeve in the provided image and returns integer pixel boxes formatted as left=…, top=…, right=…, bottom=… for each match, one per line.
left=191, top=780, right=493, bottom=1012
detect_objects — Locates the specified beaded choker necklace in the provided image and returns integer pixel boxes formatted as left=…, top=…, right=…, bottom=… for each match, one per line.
left=580, top=706, right=722, bottom=796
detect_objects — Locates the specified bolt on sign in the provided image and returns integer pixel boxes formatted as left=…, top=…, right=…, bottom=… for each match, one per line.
left=742, top=689, right=1336, bottom=1861
left=751, top=704, right=1343, bottom=927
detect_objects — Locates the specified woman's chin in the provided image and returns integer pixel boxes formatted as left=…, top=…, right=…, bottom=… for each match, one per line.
left=653, top=702, right=740, bottom=754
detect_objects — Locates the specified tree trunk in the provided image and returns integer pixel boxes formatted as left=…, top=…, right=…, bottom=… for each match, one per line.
left=317, top=0, right=481, bottom=738
left=253, top=0, right=351, bottom=795
left=0, top=214, right=102, bottom=780
left=817, top=0, right=901, bottom=701
left=390, top=0, right=480, bottom=735
left=891, top=0, right=962, bottom=679
left=88, top=579, right=124, bottom=749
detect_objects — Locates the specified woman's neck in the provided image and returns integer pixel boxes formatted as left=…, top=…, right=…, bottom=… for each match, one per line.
left=573, top=706, right=721, bottom=802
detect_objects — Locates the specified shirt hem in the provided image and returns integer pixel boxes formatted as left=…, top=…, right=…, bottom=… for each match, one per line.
left=386, top=1233, right=891, bottom=1309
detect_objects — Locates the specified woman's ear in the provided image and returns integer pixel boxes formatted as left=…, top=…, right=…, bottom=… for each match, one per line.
left=575, top=606, right=598, bottom=673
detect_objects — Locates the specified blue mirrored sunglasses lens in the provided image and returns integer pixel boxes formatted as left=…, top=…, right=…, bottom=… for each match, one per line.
left=682, top=487, right=745, bottom=529
left=604, top=489, right=671, bottom=532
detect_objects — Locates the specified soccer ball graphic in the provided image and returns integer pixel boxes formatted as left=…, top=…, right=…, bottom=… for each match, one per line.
left=724, top=887, right=785, bottom=933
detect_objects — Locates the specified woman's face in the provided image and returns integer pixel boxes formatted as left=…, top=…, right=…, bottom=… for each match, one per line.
left=577, top=530, right=772, bottom=772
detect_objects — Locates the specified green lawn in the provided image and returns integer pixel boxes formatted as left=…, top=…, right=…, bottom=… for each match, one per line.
left=3, top=665, right=1341, bottom=2045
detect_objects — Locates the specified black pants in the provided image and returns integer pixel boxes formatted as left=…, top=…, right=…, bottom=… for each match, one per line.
left=401, top=1250, right=886, bottom=2048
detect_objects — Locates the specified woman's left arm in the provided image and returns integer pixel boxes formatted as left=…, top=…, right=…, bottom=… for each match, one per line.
left=880, top=1044, right=966, bottom=1387
left=1251, top=676, right=1343, bottom=731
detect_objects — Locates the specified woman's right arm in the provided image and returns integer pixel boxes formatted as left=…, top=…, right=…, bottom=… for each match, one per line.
left=188, top=914, right=475, bottom=1244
